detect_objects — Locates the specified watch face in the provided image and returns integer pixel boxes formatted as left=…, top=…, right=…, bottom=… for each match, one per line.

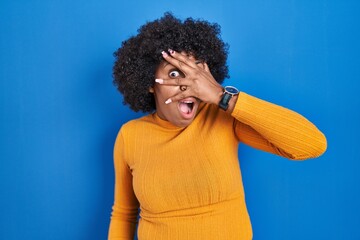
left=225, top=86, right=239, bottom=94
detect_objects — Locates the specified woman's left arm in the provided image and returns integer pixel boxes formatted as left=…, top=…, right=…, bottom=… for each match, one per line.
left=229, top=92, right=327, bottom=160
left=158, top=50, right=327, bottom=160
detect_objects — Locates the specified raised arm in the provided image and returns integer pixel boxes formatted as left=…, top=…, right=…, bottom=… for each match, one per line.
left=230, top=92, right=327, bottom=160
left=156, top=50, right=327, bottom=160
left=108, top=131, right=139, bottom=240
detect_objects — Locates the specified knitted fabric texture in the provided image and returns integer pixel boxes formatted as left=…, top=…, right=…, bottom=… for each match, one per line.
left=108, top=92, right=327, bottom=240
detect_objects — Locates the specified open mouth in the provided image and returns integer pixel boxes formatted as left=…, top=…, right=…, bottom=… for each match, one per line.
left=179, top=100, right=194, bottom=114
left=177, top=98, right=197, bottom=119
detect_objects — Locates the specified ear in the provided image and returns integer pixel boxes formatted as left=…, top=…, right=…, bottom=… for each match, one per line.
left=149, top=87, right=154, bottom=93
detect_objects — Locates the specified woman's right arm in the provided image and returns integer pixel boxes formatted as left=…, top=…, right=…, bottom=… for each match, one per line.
left=108, top=131, right=139, bottom=240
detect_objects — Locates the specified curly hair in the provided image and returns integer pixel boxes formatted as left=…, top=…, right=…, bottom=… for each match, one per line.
left=113, top=12, right=229, bottom=112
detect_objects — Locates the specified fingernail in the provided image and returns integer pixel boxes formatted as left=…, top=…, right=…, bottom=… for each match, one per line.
left=155, top=78, right=163, bottom=84
left=165, top=99, right=172, bottom=104
left=161, top=51, right=168, bottom=57
left=168, top=48, right=174, bottom=55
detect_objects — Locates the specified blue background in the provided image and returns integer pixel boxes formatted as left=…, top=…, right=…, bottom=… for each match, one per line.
left=1, top=0, right=359, bottom=239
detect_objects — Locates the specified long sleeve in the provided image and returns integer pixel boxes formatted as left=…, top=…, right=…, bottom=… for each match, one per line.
left=108, top=131, right=139, bottom=240
left=232, top=92, right=327, bottom=160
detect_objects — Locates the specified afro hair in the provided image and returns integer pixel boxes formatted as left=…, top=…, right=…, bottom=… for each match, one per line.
left=113, top=12, right=229, bottom=112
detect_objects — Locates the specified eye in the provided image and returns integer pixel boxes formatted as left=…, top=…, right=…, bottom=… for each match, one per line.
left=169, top=70, right=180, bottom=78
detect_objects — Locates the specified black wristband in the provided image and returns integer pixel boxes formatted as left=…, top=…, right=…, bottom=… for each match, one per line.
left=219, top=92, right=232, bottom=110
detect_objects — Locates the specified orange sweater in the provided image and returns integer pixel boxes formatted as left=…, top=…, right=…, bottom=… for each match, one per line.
left=108, top=92, right=327, bottom=240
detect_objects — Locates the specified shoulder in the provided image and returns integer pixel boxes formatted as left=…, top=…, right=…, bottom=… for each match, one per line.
left=117, top=114, right=155, bottom=138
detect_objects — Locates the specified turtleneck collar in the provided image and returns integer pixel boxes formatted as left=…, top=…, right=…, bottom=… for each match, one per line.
left=152, top=112, right=186, bottom=130
left=151, top=102, right=206, bottom=130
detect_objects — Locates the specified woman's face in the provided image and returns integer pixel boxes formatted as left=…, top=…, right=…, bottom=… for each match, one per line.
left=151, top=56, right=203, bottom=128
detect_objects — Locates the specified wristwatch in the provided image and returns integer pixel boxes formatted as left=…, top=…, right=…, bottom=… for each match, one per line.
left=219, top=86, right=239, bottom=110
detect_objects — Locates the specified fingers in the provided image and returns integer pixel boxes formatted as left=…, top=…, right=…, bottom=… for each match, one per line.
left=161, top=49, right=198, bottom=72
left=164, top=92, right=190, bottom=105
left=155, top=78, right=192, bottom=86
left=158, top=50, right=212, bottom=104
left=154, top=77, right=192, bottom=104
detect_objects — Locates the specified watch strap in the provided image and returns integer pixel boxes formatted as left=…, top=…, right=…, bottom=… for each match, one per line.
left=219, top=92, right=232, bottom=110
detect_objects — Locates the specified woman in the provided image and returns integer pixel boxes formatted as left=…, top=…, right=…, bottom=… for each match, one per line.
left=108, top=13, right=327, bottom=240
